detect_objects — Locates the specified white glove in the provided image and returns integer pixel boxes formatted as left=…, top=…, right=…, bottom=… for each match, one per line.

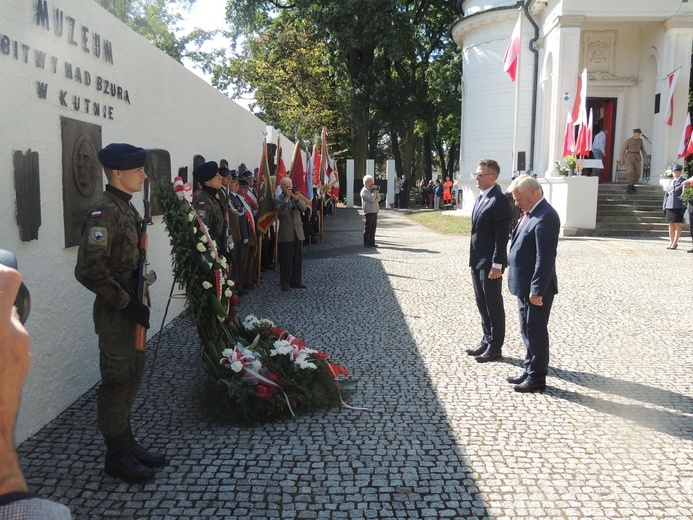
left=243, top=239, right=249, bottom=244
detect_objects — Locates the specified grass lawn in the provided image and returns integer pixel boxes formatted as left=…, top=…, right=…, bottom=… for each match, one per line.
left=406, top=210, right=472, bottom=235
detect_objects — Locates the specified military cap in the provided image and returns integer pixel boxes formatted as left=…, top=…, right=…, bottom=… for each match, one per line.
left=219, top=166, right=231, bottom=176
left=238, top=163, right=247, bottom=175
left=98, top=143, right=147, bottom=170
left=241, top=169, right=254, bottom=180
left=193, top=161, right=219, bottom=184
left=673, top=164, right=683, bottom=171
left=633, top=128, right=642, bottom=134
left=228, top=170, right=239, bottom=180
left=239, top=179, right=250, bottom=188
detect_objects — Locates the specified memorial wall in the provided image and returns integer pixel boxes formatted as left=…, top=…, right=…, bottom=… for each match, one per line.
left=1, top=0, right=289, bottom=441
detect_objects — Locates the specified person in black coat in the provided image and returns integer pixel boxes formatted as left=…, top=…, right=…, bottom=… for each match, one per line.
left=466, top=159, right=512, bottom=363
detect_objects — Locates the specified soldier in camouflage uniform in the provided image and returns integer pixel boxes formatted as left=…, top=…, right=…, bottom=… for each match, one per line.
left=192, top=161, right=227, bottom=250
left=75, top=143, right=166, bottom=484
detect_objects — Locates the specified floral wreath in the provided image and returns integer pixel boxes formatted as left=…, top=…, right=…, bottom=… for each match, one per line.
left=157, top=180, right=360, bottom=423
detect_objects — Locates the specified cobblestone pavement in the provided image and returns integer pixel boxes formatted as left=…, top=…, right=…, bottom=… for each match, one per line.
left=18, top=207, right=693, bottom=519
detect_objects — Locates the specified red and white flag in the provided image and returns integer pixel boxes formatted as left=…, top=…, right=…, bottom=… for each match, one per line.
left=502, top=14, right=522, bottom=82
left=666, top=68, right=681, bottom=126
left=574, top=109, right=593, bottom=157
left=678, top=112, right=693, bottom=158
left=562, top=110, right=575, bottom=157
left=571, top=68, right=587, bottom=125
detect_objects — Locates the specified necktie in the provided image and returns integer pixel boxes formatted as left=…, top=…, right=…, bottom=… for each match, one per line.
left=517, top=212, right=529, bottom=230
left=472, top=195, right=483, bottom=219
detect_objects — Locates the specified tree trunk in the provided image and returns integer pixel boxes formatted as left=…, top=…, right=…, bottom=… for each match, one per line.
left=423, top=134, right=433, bottom=182
left=390, top=131, right=403, bottom=178
left=401, top=111, right=416, bottom=179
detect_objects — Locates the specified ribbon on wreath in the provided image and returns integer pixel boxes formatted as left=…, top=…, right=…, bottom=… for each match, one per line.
left=276, top=331, right=371, bottom=413
left=220, top=347, right=295, bottom=417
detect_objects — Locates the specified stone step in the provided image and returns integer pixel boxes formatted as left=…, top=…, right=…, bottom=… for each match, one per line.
left=596, top=215, right=665, bottom=224
left=567, top=227, right=670, bottom=237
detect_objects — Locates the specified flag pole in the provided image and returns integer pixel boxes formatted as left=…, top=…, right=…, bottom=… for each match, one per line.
left=511, top=8, right=523, bottom=174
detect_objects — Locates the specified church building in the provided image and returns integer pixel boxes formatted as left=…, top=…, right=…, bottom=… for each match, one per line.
left=451, top=0, right=693, bottom=183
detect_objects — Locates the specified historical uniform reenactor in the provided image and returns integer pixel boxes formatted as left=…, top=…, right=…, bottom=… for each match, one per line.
left=192, top=161, right=227, bottom=251
left=619, top=128, right=649, bottom=193
left=75, top=143, right=166, bottom=484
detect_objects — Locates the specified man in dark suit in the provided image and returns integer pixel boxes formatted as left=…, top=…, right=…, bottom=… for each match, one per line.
left=506, top=175, right=560, bottom=393
left=467, top=159, right=512, bottom=363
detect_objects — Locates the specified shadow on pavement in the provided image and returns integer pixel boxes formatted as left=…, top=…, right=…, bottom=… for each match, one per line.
left=17, top=208, right=489, bottom=519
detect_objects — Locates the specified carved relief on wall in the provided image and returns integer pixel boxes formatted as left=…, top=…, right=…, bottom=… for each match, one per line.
left=61, top=117, right=103, bottom=248
left=584, top=31, right=616, bottom=75
left=72, top=135, right=98, bottom=197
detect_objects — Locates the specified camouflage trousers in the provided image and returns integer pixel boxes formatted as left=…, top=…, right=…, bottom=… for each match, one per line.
left=94, top=297, right=145, bottom=438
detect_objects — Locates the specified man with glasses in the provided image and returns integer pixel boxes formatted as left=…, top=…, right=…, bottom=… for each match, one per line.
left=466, top=159, right=512, bottom=363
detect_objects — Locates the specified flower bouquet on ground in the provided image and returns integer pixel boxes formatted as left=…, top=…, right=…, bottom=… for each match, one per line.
left=157, top=182, right=358, bottom=424
left=198, top=315, right=356, bottom=424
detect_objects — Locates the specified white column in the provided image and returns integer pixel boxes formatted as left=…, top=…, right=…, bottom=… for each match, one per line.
left=346, top=159, right=355, bottom=207
left=386, top=160, right=396, bottom=208
left=366, top=159, right=375, bottom=178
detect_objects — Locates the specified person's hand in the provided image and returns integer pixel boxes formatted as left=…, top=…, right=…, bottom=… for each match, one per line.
left=0, top=265, right=32, bottom=440
left=488, top=267, right=502, bottom=280
left=121, top=298, right=150, bottom=329
left=529, top=293, right=543, bottom=306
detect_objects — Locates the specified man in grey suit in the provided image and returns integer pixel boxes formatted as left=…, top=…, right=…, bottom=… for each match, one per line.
left=274, top=177, right=308, bottom=291
left=466, top=159, right=512, bottom=363
left=506, top=175, right=560, bottom=393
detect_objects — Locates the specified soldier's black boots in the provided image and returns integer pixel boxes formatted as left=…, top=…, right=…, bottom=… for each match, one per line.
left=104, top=435, right=155, bottom=483
left=125, top=423, right=167, bottom=468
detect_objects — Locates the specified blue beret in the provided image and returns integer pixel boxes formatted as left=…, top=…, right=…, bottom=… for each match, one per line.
left=674, top=164, right=683, bottom=171
left=193, top=161, right=219, bottom=184
left=98, top=143, right=147, bottom=170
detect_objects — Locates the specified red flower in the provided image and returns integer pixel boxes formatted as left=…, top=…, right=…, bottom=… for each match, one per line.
left=289, top=399, right=298, bottom=409
left=256, top=385, right=271, bottom=399
left=267, top=371, right=279, bottom=382
left=229, top=295, right=241, bottom=307
left=271, top=327, right=286, bottom=338
left=313, top=351, right=329, bottom=360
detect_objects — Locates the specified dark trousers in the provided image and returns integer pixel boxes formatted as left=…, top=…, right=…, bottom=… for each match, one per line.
left=364, top=213, right=377, bottom=246
left=516, top=292, right=555, bottom=382
left=278, top=236, right=303, bottom=285
left=471, top=267, right=505, bottom=353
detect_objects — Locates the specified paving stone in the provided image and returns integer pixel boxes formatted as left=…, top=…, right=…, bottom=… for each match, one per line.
left=14, top=208, right=693, bottom=518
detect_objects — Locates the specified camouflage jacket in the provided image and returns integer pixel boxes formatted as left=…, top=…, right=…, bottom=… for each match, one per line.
left=193, top=186, right=226, bottom=248
left=74, top=188, right=141, bottom=311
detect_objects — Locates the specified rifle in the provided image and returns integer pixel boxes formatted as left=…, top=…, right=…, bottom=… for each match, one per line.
left=135, top=180, right=153, bottom=352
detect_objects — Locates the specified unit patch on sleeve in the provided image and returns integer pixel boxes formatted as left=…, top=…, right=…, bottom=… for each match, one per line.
left=89, top=227, right=108, bottom=245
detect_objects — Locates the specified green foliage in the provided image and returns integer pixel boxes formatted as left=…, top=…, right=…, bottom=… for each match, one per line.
left=93, top=0, right=216, bottom=62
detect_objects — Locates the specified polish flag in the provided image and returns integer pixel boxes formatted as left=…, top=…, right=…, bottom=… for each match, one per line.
left=666, top=68, right=681, bottom=126
left=562, top=110, right=575, bottom=157
left=502, top=14, right=522, bottom=82
left=571, top=68, right=588, bottom=126
left=679, top=112, right=693, bottom=158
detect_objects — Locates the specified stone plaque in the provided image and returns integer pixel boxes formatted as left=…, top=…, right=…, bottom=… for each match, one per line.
left=145, top=149, right=171, bottom=217
left=585, top=31, right=616, bottom=75
left=13, top=149, right=41, bottom=242
left=61, top=117, right=103, bottom=248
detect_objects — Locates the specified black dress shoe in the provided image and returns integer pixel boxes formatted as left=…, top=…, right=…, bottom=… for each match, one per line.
left=290, top=283, right=307, bottom=289
left=475, top=351, right=502, bottom=363
left=466, top=344, right=486, bottom=356
left=507, top=373, right=528, bottom=385
left=105, top=449, right=155, bottom=483
left=513, top=378, right=546, bottom=393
